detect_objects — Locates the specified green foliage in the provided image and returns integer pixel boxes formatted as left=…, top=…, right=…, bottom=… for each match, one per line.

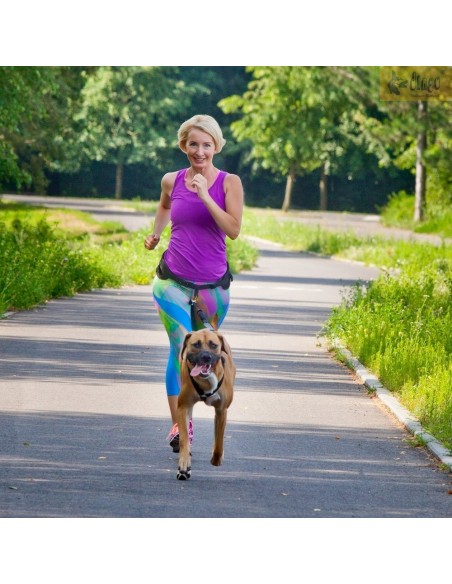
left=219, top=67, right=364, bottom=193
left=380, top=190, right=414, bottom=228
left=0, top=66, right=58, bottom=188
left=2, top=66, right=451, bottom=216
left=0, top=207, right=257, bottom=315
left=74, top=66, right=196, bottom=197
left=0, top=67, right=93, bottom=192
left=243, top=208, right=452, bottom=450
left=324, top=261, right=452, bottom=449
left=242, top=208, right=364, bottom=254
left=0, top=218, right=110, bottom=313
left=381, top=190, right=452, bottom=238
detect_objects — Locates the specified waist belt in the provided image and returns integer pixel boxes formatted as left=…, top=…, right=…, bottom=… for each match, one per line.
left=156, top=253, right=233, bottom=292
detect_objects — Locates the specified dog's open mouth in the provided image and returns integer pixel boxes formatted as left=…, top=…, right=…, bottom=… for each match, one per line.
left=190, top=364, right=212, bottom=378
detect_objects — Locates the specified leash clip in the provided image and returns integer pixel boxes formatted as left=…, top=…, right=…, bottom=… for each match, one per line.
left=190, top=293, right=215, bottom=332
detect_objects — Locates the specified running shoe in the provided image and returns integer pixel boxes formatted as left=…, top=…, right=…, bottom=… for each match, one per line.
left=167, top=423, right=179, bottom=453
left=167, top=420, right=194, bottom=452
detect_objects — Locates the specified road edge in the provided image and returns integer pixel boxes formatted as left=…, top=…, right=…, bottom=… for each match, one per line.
left=331, top=338, right=452, bottom=473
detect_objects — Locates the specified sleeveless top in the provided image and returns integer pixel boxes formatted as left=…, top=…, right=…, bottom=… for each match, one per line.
left=164, top=168, right=228, bottom=283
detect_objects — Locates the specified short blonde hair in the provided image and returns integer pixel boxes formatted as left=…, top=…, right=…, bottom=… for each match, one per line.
left=178, top=114, right=226, bottom=154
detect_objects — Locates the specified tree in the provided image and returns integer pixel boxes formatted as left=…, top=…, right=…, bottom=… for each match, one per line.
left=219, top=66, right=366, bottom=211
left=0, top=66, right=58, bottom=189
left=414, top=100, right=427, bottom=221
left=75, top=67, right=195, bottom=199
left=352, top=68, right=452, bottom=223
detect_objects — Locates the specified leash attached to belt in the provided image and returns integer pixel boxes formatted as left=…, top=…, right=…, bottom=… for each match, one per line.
left=189, top=294, right=215, bottom=332
left=156, top=253, right=233, bottom=332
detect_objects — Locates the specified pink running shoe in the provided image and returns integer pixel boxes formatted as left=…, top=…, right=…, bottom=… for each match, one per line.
left=167, top=420, right=194, bottom=452
left=167, top=423, right=179, bottom=453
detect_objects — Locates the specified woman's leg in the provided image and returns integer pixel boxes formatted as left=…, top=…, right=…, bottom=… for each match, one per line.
left=152, top=278, right=192, bottom=413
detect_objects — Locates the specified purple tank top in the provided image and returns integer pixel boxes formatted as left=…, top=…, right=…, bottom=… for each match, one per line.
left=164, top=168, right=228, bottom=283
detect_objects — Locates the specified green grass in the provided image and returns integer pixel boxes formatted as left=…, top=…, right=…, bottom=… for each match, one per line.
left=0, top=201, right=258, bottom=314
left=381, top=191, right=452, bottom=238
left=241, top=208, right=452, bottom=452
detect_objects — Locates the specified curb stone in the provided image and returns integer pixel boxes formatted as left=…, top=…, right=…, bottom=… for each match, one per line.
left=332, top=339, right=452, bottom=473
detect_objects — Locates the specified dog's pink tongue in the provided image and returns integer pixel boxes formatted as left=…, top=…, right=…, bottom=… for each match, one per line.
left=190, top=364, right=204, bottom=377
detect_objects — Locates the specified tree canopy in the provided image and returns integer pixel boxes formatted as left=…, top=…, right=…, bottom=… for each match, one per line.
left=1, top=66, right=450, bottom=218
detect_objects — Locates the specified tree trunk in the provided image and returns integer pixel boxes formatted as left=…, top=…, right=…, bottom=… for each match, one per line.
left=414, top=100, right=427, bottom=222
left=115, top=161, right=124, bottom=200
left=319, top=162, right=328, bottom=211
left=282, top=172, right=296, bottom=212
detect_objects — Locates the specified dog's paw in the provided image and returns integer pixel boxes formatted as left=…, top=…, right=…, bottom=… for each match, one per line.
left=177, top=467, right=191, bottom=480
left=210, top=453, right=223, bottom=467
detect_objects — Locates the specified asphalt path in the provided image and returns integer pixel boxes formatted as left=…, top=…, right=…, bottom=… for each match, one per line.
left=0, top=197, right=451, bottom=518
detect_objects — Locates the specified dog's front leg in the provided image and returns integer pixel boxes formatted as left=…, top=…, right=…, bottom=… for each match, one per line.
left=211, top=407, right=227, bottom=466
left=176, top=404, right=192, bottom=480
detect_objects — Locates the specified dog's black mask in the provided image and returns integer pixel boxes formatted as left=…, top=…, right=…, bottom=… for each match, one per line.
left=188, top=351, right=221, bottom=366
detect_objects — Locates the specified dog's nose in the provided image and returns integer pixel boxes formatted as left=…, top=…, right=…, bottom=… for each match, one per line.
left=199, top=351, right=213, bottom=364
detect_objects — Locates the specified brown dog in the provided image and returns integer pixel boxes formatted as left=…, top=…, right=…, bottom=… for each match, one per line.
left=176, top=327, right=235, bottom=480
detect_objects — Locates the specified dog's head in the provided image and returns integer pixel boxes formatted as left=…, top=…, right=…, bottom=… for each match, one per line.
left=181, top=329, right=225, bottom=379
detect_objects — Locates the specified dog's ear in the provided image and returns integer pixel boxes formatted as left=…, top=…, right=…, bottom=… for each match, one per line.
left=216, top=333, right=232, bottom=358
left=211, top=313, right=219, bottom=331
left=180, top=332, right=192, bottom=362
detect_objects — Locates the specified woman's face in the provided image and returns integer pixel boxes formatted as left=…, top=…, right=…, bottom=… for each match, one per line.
left=184, top=128, right=216, bottom=171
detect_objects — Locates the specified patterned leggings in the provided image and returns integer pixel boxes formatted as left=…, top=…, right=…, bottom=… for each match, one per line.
left=152, top=276, right=230, bottom=396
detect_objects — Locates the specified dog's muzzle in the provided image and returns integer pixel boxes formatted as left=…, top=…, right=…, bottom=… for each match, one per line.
left=188, top=351, right=221, bottom=378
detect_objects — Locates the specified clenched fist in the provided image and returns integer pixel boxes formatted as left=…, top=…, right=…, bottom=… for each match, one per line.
left=144, top=234, right=160, bottom=250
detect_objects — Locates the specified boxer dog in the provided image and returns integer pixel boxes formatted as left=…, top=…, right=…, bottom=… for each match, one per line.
left=176, top=326, right=235, bottom=480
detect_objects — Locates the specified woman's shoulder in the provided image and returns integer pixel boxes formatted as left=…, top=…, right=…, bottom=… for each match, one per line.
left=223, top=172, right=243, bottom=188
left=162, top=169, right=185, bottom=190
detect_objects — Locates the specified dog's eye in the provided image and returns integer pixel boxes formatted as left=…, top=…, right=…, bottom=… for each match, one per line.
left=209, top=341, right=218, bottom=350
left=192, top=341, right=202, bottom=349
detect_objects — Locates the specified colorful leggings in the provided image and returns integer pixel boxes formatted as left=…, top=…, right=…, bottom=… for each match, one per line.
left=152, top=276, right=230, bottom=396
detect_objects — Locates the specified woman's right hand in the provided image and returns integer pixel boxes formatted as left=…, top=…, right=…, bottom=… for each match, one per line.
left=144, top=234, right=160, bottom=250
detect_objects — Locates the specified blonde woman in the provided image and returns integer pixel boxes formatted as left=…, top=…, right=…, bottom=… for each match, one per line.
left=145, top=114, right=244, bottom=452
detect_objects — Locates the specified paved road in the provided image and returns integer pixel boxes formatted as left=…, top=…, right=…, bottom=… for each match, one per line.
left=2, top=193, right=152, bottom=233
left=1, top=229, right=451, bottom=517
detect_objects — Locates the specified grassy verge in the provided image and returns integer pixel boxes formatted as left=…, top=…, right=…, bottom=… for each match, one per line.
left=0, top=201, right=258, bottom=314
left=241, top=208, right=452, bottom=451
left=380, top=191, right=452, bottom=238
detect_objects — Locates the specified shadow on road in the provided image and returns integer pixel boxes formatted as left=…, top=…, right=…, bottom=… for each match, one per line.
left=0, top=410, right=443, bottom=518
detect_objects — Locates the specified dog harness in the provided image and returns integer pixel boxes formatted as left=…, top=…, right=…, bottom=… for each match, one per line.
left=187, top=356, right=226, bottom=401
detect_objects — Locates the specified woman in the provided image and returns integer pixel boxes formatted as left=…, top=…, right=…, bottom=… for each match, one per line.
left=144, top=114, right=244, bottom=452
